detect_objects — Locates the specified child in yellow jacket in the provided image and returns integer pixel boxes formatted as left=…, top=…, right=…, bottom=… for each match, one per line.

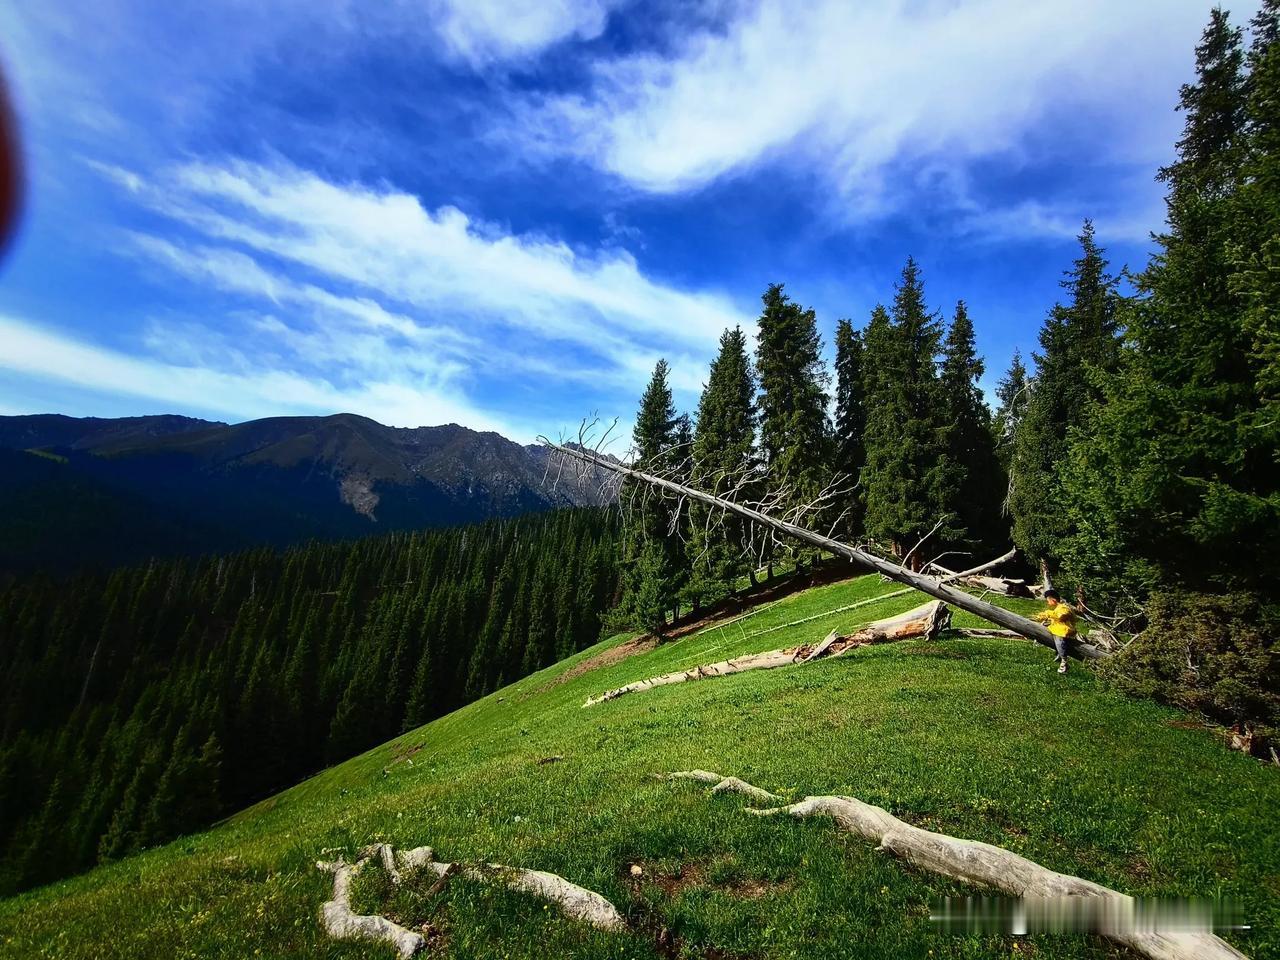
left=1034, top=589, right=1077, bottom=674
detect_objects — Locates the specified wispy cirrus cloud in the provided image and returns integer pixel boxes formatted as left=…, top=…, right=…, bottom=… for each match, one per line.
left=0, top=312, right=510, bottom=431
left=427, top=0, right=623, bottom=66
left=21, top=157, right=748, bottom=436
left=512, top=0, right=1219, bottom=229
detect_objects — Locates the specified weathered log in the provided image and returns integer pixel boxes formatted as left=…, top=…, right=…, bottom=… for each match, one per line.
left=546, top=444, right=1106, bottom=660
left=740, top=587, right=914, bottom=643
left=712, top=776, right=781, bottom=802
left=751, top=796, right=1247, bottom=960
left=317, top=853, right=425, bottom=958
left=961, top=575, right=1033, bottom=597
left=584, top=647, right=800, bottom=706
left=419, top=861, right=627, bottom=931
left=840, top=599, right=951, bottom=645
left=584, top=602, right=949, bottom=707
left=930, top=555, right=1032, bottom=596
left=664, top=771, right=783, bottom=802
left=668, top=773, right=1248, bottom=960
left=930, top=547, right=1018, bottom=582
left=317, top=844, right=628, bottom=954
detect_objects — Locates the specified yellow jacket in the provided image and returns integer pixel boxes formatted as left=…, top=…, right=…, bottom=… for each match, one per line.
left=1036, top=602, right=1077, bottom=638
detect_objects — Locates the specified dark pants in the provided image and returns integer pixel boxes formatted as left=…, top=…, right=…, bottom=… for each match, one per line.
left=1053, top=635, right=1070, bottom=662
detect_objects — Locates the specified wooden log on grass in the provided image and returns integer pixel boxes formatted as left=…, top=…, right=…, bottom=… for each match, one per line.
left=584, top=601, right=949, bottom=707
left=317, top=844, right=627, bottom=956
left=668, top=773, right=1248, bottom=960
left=750, top=796, right=1247, bottom=960
left=418, top=861, right=627, bottom=931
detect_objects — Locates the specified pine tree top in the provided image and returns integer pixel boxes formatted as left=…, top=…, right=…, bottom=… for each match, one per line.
left=634, top=359, right=676, bottom=464
left=1162, top=8, right=1246, bottom=189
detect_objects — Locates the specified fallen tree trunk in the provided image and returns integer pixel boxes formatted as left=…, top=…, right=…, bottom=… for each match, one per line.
left=668, top=773, right=1248, bottom=960
left=546, top=444, right=1106, bottom=661
left=418, top=861, right=627, bottom=931
left=931, top=547, right=1018, bottom=583
left=317, top=847, right=430, bottom=958
left=664, top=770, right=782, bottom=802
left=930, top=553, right=1032, bottom=596
left=584, top=601, right=949, bottom=706
left=960, top=575, right=1032, bottom=597
left=317, top=843, right=627, bottom=956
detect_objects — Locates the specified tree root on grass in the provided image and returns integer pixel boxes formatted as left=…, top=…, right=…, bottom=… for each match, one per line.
left=584, top=601, right=950, bottom=707
left=316, top=844, right=434, bottom=958
left=316, top=843, right=626, bottom=957
left=664, top=772, right=1248, bottom=960
left=663, top=770, right=782, bottom=803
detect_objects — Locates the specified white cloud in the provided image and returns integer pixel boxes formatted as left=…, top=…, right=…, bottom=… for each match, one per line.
left=426, top=0, right=619, bottom=65
left=0, top=313, right=523, bottom=434
left=33, top=157, right=750, bottom=439
left=111, top=160, right=744, bottom=402
left=955, top=198, right=1166, bottom=246
left=152, top=161, right=743, bottom=353
left=516, top=0, right=1219, bottom=216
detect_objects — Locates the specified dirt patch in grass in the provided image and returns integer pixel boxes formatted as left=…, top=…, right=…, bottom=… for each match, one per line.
left=547, top=635, right=659, bottom=688
left=389, top=740, right=427, bottom=765
left=1126, top=854, right=1154, bottom=883
left=625, top=859, right=793, bottom=902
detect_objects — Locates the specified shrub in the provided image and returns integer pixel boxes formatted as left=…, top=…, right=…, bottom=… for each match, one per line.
left=1099, top=591, right=1279, bottom=751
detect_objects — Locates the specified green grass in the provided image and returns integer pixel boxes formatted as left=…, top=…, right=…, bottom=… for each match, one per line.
left=2, top=573, right=1276, bottom=959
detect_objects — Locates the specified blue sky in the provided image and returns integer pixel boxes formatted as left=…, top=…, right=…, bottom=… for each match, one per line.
left=0, top=0, right=1253, bottom=442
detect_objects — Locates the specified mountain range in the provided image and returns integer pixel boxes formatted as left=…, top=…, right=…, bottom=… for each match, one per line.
left=0, top=413, right=611, bottom=573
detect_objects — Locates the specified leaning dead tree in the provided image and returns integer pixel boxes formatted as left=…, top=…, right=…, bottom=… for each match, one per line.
left=542, top=438, right=1107, bottom=660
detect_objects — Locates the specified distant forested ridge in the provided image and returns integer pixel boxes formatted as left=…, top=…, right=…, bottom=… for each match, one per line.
left=0, top=413, right=612, bottom=574
left=0, top=508, right=617, bottom=895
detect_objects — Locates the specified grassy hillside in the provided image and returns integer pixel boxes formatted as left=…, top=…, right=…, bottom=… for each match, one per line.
left=1, top=573, right=1276, bottom=959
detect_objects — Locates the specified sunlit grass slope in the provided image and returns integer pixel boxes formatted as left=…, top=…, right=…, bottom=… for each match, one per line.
left=2, top=573, right=1276, bottom=959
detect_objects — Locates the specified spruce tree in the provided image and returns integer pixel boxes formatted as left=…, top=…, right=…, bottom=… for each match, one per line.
left=1236, top=0, right=1280, bottom=435
left=1008, top=221, right=1120, bottom=568
left=861, top=260, right=958, bottom=564
left=940, top=301, right=1004, bottom=552
left=992, top=349, right=1029, bottom=472
left=832, top=318, right=866, bottom=538
left=1062, top=8, right=1278, bottom=602
left=755, top=284, right=832, bottom=539
left=621, top=360, right=681, bottom=634
left=689, top=328, right=758, bottom=601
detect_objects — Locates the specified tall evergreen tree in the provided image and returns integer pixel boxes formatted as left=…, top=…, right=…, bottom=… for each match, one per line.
left=755, top=284, right=832, bottom=536
left=992, top=349, right=1029, bottom=472
left=1236, top=0, right=1280, bottom=436
left=620, top=360, right=681, bottom=633
left=1061, top=8, right=1278, bottom=602
left=861, top=260, right=957, bottom=564
left=832, top=318, right=866, bottom=538
left=940, top=301, right=1004, bottom=552
left=1008, top=221, right=1120, bottom=568
left=688, top=328, right=758, bottom=600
